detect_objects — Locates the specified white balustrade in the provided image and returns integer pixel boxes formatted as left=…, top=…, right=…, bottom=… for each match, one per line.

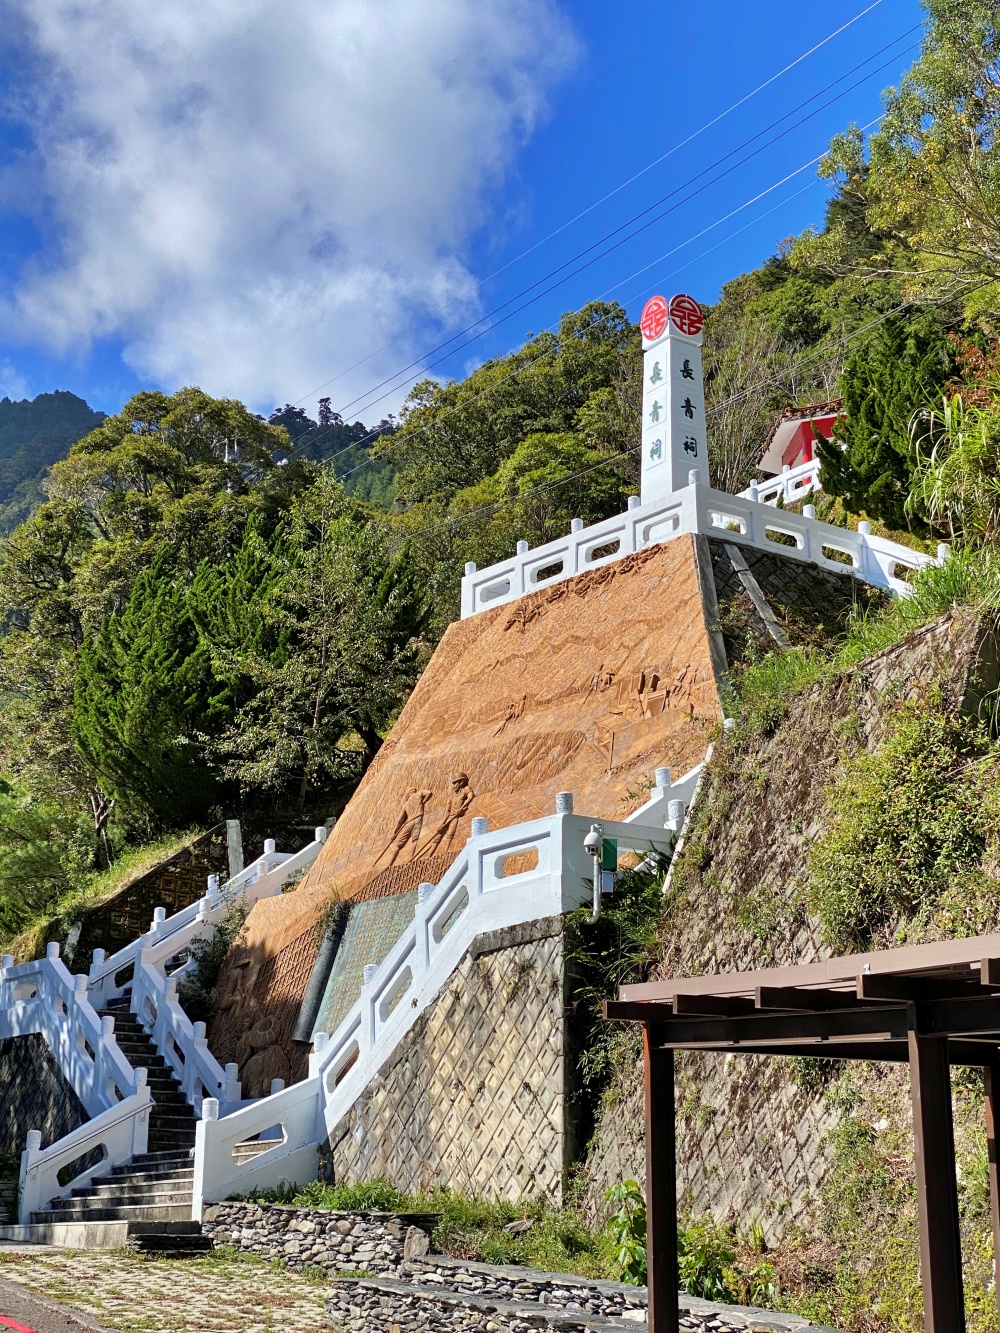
left=192, top=802, right=682, bottom=1214
left=0, top=828, right=329, bottom=1224
left=461, top=472, right=936, bottom=615
left=0, top=946, right=151, bottom=1223
left=18, top=1083, right=153, bottom=1223
left=739, top=458, right=821, bottom=506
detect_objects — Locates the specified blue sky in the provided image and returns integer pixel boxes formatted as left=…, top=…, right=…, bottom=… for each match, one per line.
left=0, top=0, right=923, bottom=420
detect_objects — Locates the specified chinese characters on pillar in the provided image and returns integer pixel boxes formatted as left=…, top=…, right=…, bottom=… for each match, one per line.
left=639, top=293, right=706, bottom=504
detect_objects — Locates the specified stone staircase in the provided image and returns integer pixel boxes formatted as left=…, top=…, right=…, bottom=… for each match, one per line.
left=26, top=995, right=211, bottom=1254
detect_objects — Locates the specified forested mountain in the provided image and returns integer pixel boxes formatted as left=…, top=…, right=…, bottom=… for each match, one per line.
left=0, top=391, right=105, bottom=533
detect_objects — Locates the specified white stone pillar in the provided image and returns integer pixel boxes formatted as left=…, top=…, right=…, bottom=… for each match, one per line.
left=639, top=293, right=706, bottom=504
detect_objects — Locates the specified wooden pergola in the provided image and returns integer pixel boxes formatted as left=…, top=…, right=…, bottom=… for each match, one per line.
left=605, top=934, right=1000, bottom=1333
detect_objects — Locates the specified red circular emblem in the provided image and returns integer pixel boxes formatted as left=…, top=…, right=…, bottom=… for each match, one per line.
left=668, top=293, right=704, bottom=337
left=640, top=295, right=669, bottom=343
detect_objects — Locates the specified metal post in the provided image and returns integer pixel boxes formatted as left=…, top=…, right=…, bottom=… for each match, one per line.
left=908, top=1029, right=964, bottom=1333
left=644, top=1026, right=678, bottom=1333
left=984, top=1057, right=1000, bottom=1327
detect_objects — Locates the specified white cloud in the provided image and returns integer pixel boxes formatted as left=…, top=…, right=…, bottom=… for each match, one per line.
left=0, top=0, right=576, bottom=413
left=0, top=359, right=29, bottom=401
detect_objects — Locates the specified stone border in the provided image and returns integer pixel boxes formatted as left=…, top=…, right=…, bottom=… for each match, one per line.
left=200, top=1202, right=437, bottom=1273
left=327, top=1276, right=839, bottom=1333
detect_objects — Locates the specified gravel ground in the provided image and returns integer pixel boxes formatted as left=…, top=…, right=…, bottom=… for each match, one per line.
left=0, top=1248, right=330, bottom=1333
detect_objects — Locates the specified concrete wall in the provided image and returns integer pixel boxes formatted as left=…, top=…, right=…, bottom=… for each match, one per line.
left=326, top=918, right=578, bottom=1204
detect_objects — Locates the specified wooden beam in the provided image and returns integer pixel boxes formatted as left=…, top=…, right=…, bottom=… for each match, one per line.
left=605, top=1000, right=673, bottom=1022
left=673, top=994, right=755, bottom=1017
left=982, top=958, right=1000, bottom=988
left=619, top=933, right=1000, bottom=1004
left=644, top=1026, right=678, bottom=1333
left=644, top=1005, right=910, bottom=1048
left=756, top=985, right=860, bottom=1011
left=985, top=1055, right=1000, bottom=1328
left=859, top=973, right=1000, bottom=1004
left=908, top=1030, right=965, bottom=1333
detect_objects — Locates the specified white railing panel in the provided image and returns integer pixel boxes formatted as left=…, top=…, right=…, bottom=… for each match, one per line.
left=18, top=1085, right=152, bottom=1224
left=193, top=807, right=678, bottom=1208
left=460, top=475, right=938, bottom=617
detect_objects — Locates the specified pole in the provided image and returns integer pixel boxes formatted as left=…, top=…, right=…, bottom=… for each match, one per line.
left=908, top=1028, right=964, bottom=1333
left=644, top=1025, right=678, bottom=1333
left=984, top=1056, right=1000, bottom=1327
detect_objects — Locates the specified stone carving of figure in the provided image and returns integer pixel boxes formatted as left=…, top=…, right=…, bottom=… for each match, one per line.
left=375, top=787, right=434, bottom=868
left=416, top=772, right=476, bottom=859
left=239, top=1015, right=291, bottom=1098
left=216, top=953, right=261, bottom=1049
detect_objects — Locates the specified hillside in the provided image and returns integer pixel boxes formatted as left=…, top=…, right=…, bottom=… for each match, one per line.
left=0, top=391, right=105, bottom=533
left=583, top=600, right=1000, bottom=1329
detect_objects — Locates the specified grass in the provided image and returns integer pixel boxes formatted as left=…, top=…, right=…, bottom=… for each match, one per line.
left=729, top=545, right=1000, bottom=736
left=6, top=827, right=203, bottom=959
left=241, top=1178, right=610, bottom=1278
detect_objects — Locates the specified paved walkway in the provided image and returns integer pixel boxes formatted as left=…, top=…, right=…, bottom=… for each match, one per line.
left=0, top=1249, right=329, bottom=1333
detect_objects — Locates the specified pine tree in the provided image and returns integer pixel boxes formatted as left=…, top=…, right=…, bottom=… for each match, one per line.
left=72, top=554, right=230, bottom=829
left=818, top=311, right=958, bottom=529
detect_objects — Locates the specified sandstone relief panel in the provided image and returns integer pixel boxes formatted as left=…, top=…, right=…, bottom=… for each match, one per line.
left=212, top=536, right=722, bottom=1072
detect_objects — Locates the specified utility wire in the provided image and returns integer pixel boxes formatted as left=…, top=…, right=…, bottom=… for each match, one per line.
left=328, top=26, right=921, bottom=424
left=284, top=144, right=844, bottom=479
left=392, top=279, right=989, bottom=544
left=291, top=0, right=891, bottom=407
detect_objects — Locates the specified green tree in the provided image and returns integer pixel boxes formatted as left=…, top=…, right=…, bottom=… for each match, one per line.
left=861, top=0, right=1000, bottom=288
left=379, top=302, right=638, bottom=505
left=0, top=780, right=89, bottom=938
left=211, top=473, right=427, bottom=806
left=72, top=556, right=231, bottom=831
left=817, top=310, right=958, bottom=527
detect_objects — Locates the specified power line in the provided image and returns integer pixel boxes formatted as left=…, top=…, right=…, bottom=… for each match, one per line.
left=285, top=143, right=843, bottom=479
left=397, top=280, right=988, bottom=544
left=291, top=0, right=891, bottom=408
left=328, top=25, right=921, bottom=424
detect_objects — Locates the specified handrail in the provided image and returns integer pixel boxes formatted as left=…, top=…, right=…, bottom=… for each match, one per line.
left=0, top=827, right=331, bottom=1229
left=86, top=836, right=322, bottom=1002
left=18, top=1083, right=152, bottom=1224
left=460, top=473, right=944, bottom=615
left=739, top=459, right=820, bottom=506
left=0, top=946, right=139, bottom=1117
left=193, top=802, right=679, bottom=1213
left=87, top=828, right=329, bottom=1115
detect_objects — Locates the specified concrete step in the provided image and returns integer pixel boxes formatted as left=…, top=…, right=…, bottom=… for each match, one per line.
left=71, top=1181, right=194, bottom=1203
left=128, top=1232, right=213, bottom=1257
left=32, top=1203, right=193, bottom=1224
left=93, top=1167, right=194, bottom=1188
left=0, top=1220, right=131, bottom=1248
left=123, top=1150, right=193, bottom=1170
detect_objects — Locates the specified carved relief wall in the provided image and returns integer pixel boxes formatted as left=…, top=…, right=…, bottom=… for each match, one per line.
left=211, top=536, right=723, bottom=1079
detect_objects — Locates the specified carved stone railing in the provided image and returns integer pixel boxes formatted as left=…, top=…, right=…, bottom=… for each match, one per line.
left=1, top=829, right=328, bottom=1224
left=191, top=776, right=698, bottom=1214
left=738, top=458, right=820, bottom=506
left=86, top=829, right=329, bottom=1115
left=0, top=945, right=150, bottom=1223
left=460, top=472, right=943, bottom=616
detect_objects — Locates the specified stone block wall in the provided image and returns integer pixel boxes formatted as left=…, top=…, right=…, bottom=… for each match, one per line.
left=0, top=1034, right=87, bottom=1155
left=326, top=918, right=577, bottom=1204
left=200, top=1201, right=436, bottom=1273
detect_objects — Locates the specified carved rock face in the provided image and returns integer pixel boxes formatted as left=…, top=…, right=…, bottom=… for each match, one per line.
left=211, top=536, right=722, bottom=1074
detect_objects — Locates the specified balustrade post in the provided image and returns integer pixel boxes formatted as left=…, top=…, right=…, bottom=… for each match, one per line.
left=19, top=1129, right=43, bottom=1225
left=46, top=942, right=59, bottom=961
left=315, top=825, right=328, bottom=844
left=224, top=1063, right=241, bottom=1106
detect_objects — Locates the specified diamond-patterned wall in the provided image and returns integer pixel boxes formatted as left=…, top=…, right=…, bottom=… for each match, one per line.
left=327, top=919, right=573, bottom=1203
